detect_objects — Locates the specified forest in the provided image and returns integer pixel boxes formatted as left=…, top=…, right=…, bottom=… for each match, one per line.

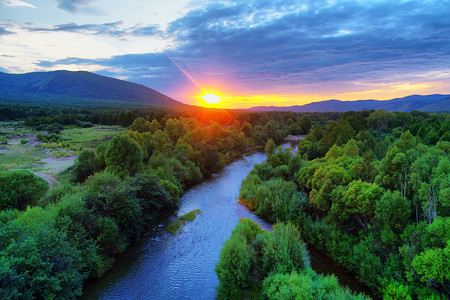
left=0, top=102, right=303, bottom=299
left=0, top=103, right=448, bottom=299
left=217, top=109, right=449, bottom=299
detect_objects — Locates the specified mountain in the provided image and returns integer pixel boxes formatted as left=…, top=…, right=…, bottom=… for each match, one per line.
left=0, top=70, right=184, bottom=107
left=249, top=94, right=450, bottom=112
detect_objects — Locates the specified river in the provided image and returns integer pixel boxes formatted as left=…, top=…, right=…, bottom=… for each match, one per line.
left=82, top=146, right=375, bottom=299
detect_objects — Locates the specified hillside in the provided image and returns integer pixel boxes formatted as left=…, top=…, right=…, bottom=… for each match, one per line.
left=0, top=70, right=184, bottom=107
left=249, top=94, right=450, bottom=112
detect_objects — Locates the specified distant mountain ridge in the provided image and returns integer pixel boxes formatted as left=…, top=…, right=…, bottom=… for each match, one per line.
left=249, top=94, right=450, bottom=112
left=0, top=70, right=183, bottom=107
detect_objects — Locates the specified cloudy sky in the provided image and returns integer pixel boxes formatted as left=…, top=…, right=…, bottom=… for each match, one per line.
left=1, top=0, right=450, bottom=108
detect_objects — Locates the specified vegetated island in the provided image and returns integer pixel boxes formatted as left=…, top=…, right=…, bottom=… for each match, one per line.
left=166, top=209, right=202, bottom=234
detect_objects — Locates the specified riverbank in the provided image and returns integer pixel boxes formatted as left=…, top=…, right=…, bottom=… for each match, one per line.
left=81, top=152, right=269, bottom=299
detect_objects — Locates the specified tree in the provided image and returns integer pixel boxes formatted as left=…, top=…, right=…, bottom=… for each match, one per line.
left=129, top=117, right=151, bottom=133
left=72, top=149, right=100, bottom=182
left=0, top=207, right=84, bottom=299
left=215, top=234, right=252, bottom=299
left=262, top=222, right=309, bottom=275
left=265, top=138, right=276, bottom=157
left=105, top=135, right=143, bottom=176
left=0, top=170, right=48, bottom=210
left=132, top=174, right=174, bottom=223
left=263, top=270, right=366, bottom=300
left=376, top=131, right=419, bottom=199
left=375, top=190, right=411, bottom=231
left=336, top=180, right=384, bottom=228
left=412, top=241, right=450, bottom=287
left=298, top=114, right=312, bottom=134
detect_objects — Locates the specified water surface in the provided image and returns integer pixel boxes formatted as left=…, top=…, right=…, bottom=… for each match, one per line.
left=82, top=152, right=269, bottom=299
left=82, top=147, right=376, bottom=299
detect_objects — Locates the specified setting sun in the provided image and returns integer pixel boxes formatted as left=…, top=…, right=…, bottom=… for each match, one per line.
left=201, top=92, right=222, bottom=104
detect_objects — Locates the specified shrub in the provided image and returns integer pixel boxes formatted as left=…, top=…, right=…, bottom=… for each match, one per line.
left=0, top=170, right=49, bottom=210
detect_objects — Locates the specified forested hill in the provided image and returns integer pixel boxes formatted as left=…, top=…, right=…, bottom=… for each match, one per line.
left=249, top=94, right=450, bottom=112
left=0, top=70, right=184, bottom=107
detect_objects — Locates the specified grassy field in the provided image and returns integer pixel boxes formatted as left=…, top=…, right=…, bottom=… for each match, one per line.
left=0, top=123, right=124, bottom=175
left=59, top=125, right=125, bottom=148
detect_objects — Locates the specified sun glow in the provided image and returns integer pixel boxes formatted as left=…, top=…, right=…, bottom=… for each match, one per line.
left=200, top=92, right=222, bottom=104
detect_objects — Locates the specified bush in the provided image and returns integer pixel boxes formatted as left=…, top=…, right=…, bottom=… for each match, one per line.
left=0, top=207, right=84, bottom=299
left=72, top=149, right=101, bottom=182
left=263, top=269, right=368, bottom=300
left=0, top=170, right=49, bottom=210
left=262, top=222, right=309, bottom=275
left=133, top=174, right=174, bottom=223
left=215, top=234, right=253, bottom=299
left=105, top=135, right=143, bottom=176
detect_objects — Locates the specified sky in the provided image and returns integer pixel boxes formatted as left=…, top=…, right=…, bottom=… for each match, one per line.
left=1, top=0, right=450, bottom=108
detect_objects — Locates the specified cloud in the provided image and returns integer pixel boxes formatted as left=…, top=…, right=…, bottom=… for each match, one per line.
left=0, top=26, right=14, bottom=35
left=24, top=21, right=163, bottom=37
left=55, top=0, right=101, bottom=14
left=0, top=0, right=36, bottom=8
left=9, top=0, right=450, bottom=102
left=160, top=0, right=450, bottom=93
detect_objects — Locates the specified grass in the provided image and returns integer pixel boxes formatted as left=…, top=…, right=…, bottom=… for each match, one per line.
left=59, top=125, right=125, bottom=148
left=0, top=144, right=46, bottom=171
left=166, top=209, right=202, bottom=234
left=0, top=123, right=124, bottom=172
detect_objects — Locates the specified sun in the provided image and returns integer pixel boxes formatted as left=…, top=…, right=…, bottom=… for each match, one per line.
left=201, top=92, right=222, bottom=104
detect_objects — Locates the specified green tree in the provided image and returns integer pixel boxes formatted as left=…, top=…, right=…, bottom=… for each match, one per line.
left=335, top=180, right=384, bottom=228
left=262, top=222, right=309, bottom=275
left=375, top=191, right=411, bottom=232
left=412, top=241, right=450, bottom=287
left=0, top=170, right=48, bottom=210
left=265, top=138, right=276, bottom=157
left=72, top=149, right=100, bottom=182
left=105, top=134, right=144, bottom=176
left=0, top=207, right=84, bottom=299
left=215, top=234, right=252, bottom=299
left=376, top=131, right=419, bottom=198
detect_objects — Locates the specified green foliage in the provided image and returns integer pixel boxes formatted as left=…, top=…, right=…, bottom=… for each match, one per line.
left=375, top=191, right=411, bottom=231
left=0, top=207, right=84, bottom=299
left=238, top=111, right=450, bottom=298
left=262, top=222, right=309, bottom=275
left=265, top=138, right=276, bottom=157
left=105, top=134, right=143, bottom=176
left=216, top=219, right=368, bottom=299
left=412, top=241, right=450, bottom=284
left=179, top=209, right=202, bottom=222
left=0, top=170, right=49, bottom=210
left=166, top=209, right=202, bottom=234
left=262, top=269, right=368, bottom=300
left=382, top=281, right=412, bottom=300
left=334, top=180, right=384, bottom=228
left=215, top=233, right=253, bottom=299
left=72, top=149, right=101, bottom=182
left=133, top=174, right=174, bottom=223
left=83, top=172, right=143, bottom=243
left=240, top=175, right=307, bottom=223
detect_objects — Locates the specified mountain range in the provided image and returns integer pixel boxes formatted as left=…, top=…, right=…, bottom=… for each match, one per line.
left=248, top=94, right=450, bottom=112
left=0, top=70, right=449, bottom=112
left=0, top=70, right=183, bottom=107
